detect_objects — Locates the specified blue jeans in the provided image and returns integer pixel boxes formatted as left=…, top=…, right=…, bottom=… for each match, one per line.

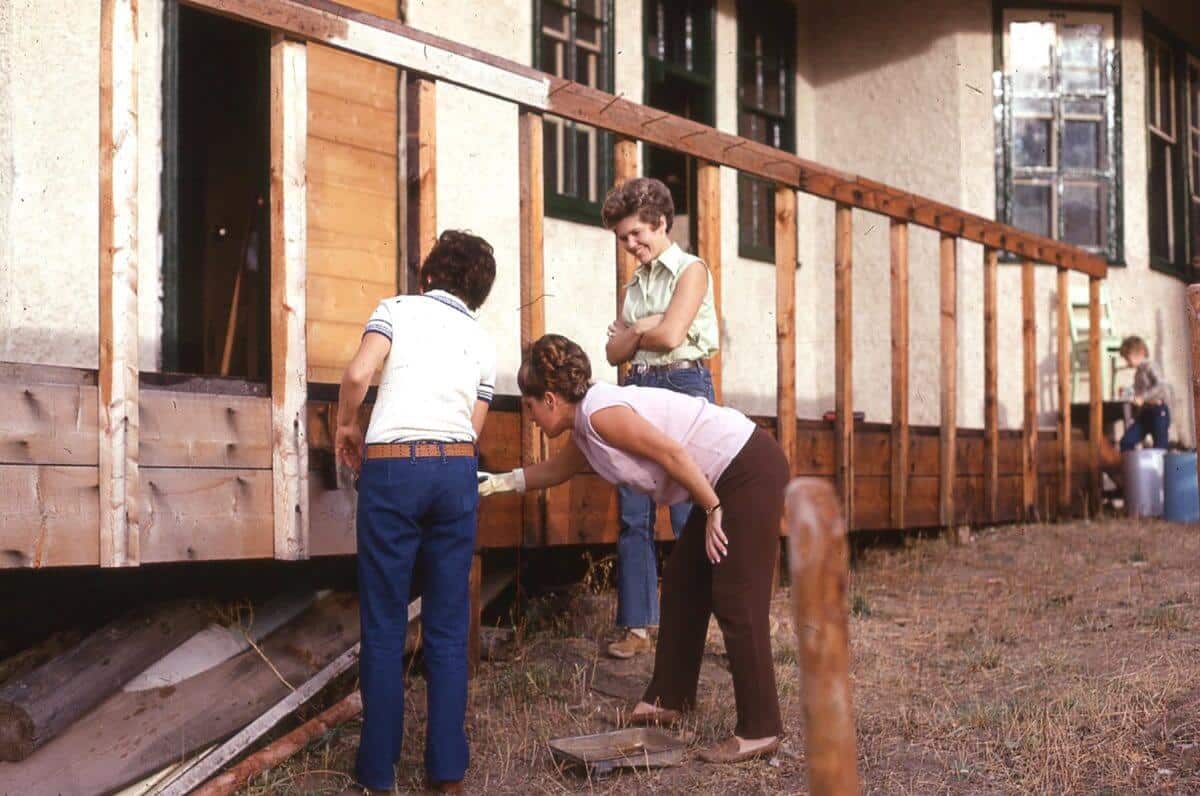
left=617, top=364, right=715, bottom=628
left=1120, top=403, right=1170, bottom=451
left=354, top=446, right=478, bottom=789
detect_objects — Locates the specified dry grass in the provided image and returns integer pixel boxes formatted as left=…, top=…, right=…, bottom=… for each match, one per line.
left=239, top=518, right=1200, bottom=794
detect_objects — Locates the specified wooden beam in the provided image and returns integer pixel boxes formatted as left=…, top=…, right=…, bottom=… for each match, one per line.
left=939, top=235, right=957, bottom=527
left=179, top=0, right=1106, bottom=278
left=468, top=553, right=482, bottom=678
left=1057, top=267, right=1072, bottom=514
left=776, top=186, right=798, bottom=472
left=697, top=161, right=723, bottom=403
left=614, top=136, right=638, bottom=385
left=519, top=111, right=546, bottom=547
left=983, top=247, right=999, bottom=523
left=270, top=35, right=310, bottom=560
left=99, top=0, right=141, bottom=568
left=785, top=479, right=860, bottom=795
left=834, top=204, right=854, bottom=526
left=1021, top=260, right=1037, bottom=521
left=1088, top=277, right=1103, bottom=512
left=889, top=221, right=909, bottom=530
left=413, top=76, right=437, bottom=261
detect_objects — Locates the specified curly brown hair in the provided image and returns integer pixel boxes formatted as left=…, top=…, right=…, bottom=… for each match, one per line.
left=601, top=177, right=674, bottom=233
left=518, top=334, right=592, bottom=402
left=419, top=230, right=497, bottom=310
left=1119, top=335, right=1149, bottom=358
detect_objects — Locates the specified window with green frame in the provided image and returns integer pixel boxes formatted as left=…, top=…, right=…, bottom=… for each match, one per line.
left=996, top=8, right=1122, bottom=263
left=1144, top=15, right=1200, bottom=279
left=533, top=0, right=614, bottom=225
left=737, top=0, right=796, bottom=261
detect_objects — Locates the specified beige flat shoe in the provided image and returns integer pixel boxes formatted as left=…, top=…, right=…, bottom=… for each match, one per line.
left=611, top=704, right=684, bottom=727
left=697, top=735, right=780, bottom=764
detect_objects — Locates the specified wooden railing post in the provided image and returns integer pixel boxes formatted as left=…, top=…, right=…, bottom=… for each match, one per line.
left=1021, top=261, right=1037, bottom=521
left=519, top=111, right=546, bottom=547
left=613, top=137, right=638, bottom=384
left=1088, top=277, right=1103, bottom=511
left=99, top=0, right=141, bottom=568
left=269, top=34, right=309, bottom=560
left=413, top=77, right=437, bottom=260
left=776, top=186, right=797, bottom=472
left=890, top=221, right=909, bottom=529
left=1187, top=286, right=1200, bottom=507
left=939, top=235, right=957, bottom=528
left=1057, top=268, right=1072, bottom=515
left=983, top=247, right=999, bottom=523
left=785, top=479, right=860, bottom=796
left=697, top=161, right=723, bottom=403
left=834, top=205, right=854, bottom=527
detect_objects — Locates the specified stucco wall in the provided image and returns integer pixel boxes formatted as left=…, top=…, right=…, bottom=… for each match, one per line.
left=0, top=0, right=162, bottom=371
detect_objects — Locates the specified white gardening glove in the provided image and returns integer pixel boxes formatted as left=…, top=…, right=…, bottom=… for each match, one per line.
left=477, top=469, right=526, bottom=497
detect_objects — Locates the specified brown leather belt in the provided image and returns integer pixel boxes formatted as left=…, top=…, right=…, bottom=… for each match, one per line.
left=630, top=359, right=709, bottom=375
left=366, top=442, right=476, bottom=460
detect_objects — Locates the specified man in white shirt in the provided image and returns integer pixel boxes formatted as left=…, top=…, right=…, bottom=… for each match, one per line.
left=336, top=230, right=497, bottom=794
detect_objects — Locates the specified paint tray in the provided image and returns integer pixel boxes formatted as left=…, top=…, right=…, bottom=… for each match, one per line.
left=548, top=727, right=685, bottom=775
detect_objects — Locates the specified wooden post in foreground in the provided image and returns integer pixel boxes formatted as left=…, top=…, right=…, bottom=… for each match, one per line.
left=697, top=161, right=723, bottom=402
left=786, top=479, right=859, bottom=796
left=614, top=137, right=638, bottom=385
left=776, top=186, right=798, bottom=471
left=1088, top=277, right=1103, bottom=512
left=518, top=111, right=546, bottom=547
left=1187, top=285, right=1200, bottom=512
left=413, top=77, right=437, bottom=261
left=834, top=204, right=854, bottom=527
left=938, top=235, right=957, bottom=527
left=99, top=0, right=140, bottom=568
left=1021, top=260, right=1037, bottom=520
left=890, top=221, right=909, bottom=529
left=1057, top=268, right=1072, bottom=514
left=982, top=248, right=999, bottom=523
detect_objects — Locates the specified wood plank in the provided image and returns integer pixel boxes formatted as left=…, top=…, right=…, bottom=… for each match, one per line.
left=307, top=90, right=397, bottom=155
left=308, top=177, right=397, bottom=243
left=307, top=273, right=394, bottom=325
left=939, top=235, right=957, bottom=527
left=99, top=0, right=141, bottom=568
left=776, top=186, right=798, bottom=472
left=0, top=384, right=98, bottom=466
left=413, top=77, right=437, bottom=261
left=519, top=111, right=547, bottom=547
left=1088, top=277, right=1103, bottom=512
left=0, top=466, right=101, bottom=568
left=306, top=319, right=369, bottom=373
left=1057, top=267, right=1072, bottom=513
left=1022, top=260, right=1037, bottom=520
left=308, top=229, right=397, bottom=283
left=308, top=45, right=398, bottom=111
left=468, top=554, right=482, bottom=678
left=613, top=136, right=639, bottom=385
left=307, top=142, right=395, bottom=201
left=0, top=602, right=209, bottom=761
left=890, top=221, right=909, bottom=529
left=141, top=468, right=274, bottom=562
left=271, top=35, right=311, bottom=561
left=141, top=391, right=271, bottom=469
left=697, top=161, right=722, bottom=403
left=983, top=247, right=999, bottom=523
left=179, top=0, right=1106, bottom=278
left=834, top=204, right=854, bottom=526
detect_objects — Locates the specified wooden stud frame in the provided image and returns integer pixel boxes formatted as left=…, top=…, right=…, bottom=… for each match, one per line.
left=1057, top=268, right=1072, bottom=513
left=519, top=111, right=546, bottom=547
left=983, top=248, right=1000, bottom=523
left=1021, top=260, right=1037, bottom=520
left=613, top=136, right=639, bottom=385
left=834, top=204, right=854, bottom=526
left=776, top=186, right=798, bottom=472
left=413, top=77, right=437, bottom=261
left=697, top=161, right=723, bottom=403
left=890, top=221, right=909, bottom=530
left=1088, top=277, right=1104, bottom=512
left=939, top=234, right=957, bottom=527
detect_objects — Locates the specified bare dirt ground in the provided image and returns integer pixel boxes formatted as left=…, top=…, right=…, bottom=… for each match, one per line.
left=242, top=518, right=1200, bottom=794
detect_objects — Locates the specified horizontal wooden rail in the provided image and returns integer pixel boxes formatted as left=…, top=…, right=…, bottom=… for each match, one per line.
left=181, top=0, right=1108, bottom=278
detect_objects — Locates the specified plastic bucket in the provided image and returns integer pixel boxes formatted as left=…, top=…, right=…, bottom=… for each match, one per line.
left=1163, top=451, right=1200, bottom=523
left=1122, top=449, right=1165, bottom=518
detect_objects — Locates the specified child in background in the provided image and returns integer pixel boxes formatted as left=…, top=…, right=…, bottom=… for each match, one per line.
left=1118, top=335, right=1171, bottom=451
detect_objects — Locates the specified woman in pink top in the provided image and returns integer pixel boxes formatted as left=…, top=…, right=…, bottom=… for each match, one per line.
left=479, top=335, right=790, bottom=764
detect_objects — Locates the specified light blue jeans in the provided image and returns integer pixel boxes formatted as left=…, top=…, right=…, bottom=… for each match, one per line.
left=616, top=364, right=715, bottom=628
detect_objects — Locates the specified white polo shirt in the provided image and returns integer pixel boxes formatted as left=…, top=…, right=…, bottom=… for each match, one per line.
left=362, top=289, right=496, bottom=444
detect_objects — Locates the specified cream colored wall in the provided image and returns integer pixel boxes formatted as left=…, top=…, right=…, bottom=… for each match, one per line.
left=0, top=0, right=162, bottom=371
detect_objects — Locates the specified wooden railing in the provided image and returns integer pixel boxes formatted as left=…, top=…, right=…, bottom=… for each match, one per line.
left=101, top=0, right=1110, bottom=560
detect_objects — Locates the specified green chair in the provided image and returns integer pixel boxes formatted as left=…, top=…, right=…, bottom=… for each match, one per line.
left=1068, top=283, right=1125, bottom=402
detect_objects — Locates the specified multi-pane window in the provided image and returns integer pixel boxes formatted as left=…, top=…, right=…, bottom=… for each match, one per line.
left=737, top=0, right=795, bottom=261
left=535, top=1, right=613, bottom=222
left=998, top=11, right=1120, bottom=261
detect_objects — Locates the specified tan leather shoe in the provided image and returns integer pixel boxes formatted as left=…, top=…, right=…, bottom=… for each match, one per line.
left=697, top=735, right=780, bottom=764
left=616, top=704, right=684, bottom=727
left=606, top=629, right=653, bottom=659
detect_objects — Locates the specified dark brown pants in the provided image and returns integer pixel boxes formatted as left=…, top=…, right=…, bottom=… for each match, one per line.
left=642, top=428, right=789, bottom=739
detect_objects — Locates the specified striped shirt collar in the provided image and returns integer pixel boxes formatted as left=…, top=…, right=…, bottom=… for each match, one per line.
left=423, top=289, right=476, bottom=319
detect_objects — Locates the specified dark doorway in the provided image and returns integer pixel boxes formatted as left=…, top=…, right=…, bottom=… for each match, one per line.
left=165, top=5, right=271, bottom=379
left=643, top=0, right=715, bottom=251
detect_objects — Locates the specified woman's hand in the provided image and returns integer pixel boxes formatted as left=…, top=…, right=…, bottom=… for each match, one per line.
left=335, top=424, right=365, bottom=474
left=705, top=507, right=728, bottom=564
left=633, top=314, right=665, bottom=335
left=478, top=469, right=526, bottom=496
left=607, top=319, right=630, bottom=339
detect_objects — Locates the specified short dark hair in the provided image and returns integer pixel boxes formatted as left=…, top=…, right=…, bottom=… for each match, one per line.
left=518, top=334, right=592, bottom=403
left=419, top=230, right=496, bottom=310
left=601, top=177, right=674, bottom=233
left=1119, top=335, right=1148, bottom=358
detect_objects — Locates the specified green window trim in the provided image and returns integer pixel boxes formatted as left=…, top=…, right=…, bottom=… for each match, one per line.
left=533, top=0, right=615, bottom=226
